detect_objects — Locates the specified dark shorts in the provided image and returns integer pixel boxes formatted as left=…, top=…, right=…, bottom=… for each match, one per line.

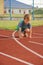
left=21, top=23, right=31, bottom=32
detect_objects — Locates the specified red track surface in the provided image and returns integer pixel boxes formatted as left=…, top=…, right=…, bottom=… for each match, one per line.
left=0, top=26, right=43, bottom=65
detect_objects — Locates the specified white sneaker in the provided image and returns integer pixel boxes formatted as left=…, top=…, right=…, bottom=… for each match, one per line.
left=25, top=33, right=28, bottom=37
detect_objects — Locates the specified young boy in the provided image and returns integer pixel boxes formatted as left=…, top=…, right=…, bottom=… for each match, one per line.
left=18, top=14, right=32, bottom=38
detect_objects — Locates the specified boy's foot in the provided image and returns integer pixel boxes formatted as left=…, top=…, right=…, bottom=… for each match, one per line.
left=19, top=33, right=24, bottom=38
left=29, top=36, right=32, bottom=38
left=24, top=33, right=28, bottom=37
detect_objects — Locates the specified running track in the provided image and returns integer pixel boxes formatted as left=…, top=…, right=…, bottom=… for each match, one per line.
left=0, top=26, right=43, bottom=65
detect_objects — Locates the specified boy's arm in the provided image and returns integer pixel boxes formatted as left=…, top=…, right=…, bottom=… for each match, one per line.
left=18, top=20, right=23, bottom=38
left=30, top=26, right=32, bottom=38
left=19, top=27, right=22, bottom=38
left=19, top=27, right=21, bottom=32
left=19, top=27, right=24, bottom=38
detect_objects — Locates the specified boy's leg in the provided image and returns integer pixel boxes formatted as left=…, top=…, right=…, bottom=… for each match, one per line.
left=25, top=28, right=32, bottom=38
left=24, top=31, right=26, bottom=37
left=18, top=29, right=24, bottom=38
left=25, top=28, right=30, bottom=32
left=24, top=29, right=29, bottom=37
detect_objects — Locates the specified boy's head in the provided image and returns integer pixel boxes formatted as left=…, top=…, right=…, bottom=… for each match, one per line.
left=24, top=14, right=31, bottom=24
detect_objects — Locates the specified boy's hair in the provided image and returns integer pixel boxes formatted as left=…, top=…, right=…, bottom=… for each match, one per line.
left=24, top=14, right=30, bottom=21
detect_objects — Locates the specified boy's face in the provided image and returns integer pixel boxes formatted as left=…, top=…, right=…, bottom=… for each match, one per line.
left=24, top=18, right=29, bottom=24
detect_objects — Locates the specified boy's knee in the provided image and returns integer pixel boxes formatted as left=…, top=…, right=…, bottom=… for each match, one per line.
left=25, top=29, right=30, bottom=32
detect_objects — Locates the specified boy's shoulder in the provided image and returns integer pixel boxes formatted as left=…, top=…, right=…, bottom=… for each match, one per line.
left=18, top=19, right=24, bottom=27
left=19, top=19, right=24, bottom=25
left=19, top=19, right=24, bottom=23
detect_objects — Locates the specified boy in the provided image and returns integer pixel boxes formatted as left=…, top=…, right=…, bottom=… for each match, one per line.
left=18, top=14, right=32, bottom=38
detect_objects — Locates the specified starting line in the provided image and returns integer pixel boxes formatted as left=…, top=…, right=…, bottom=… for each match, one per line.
left=12, top=31, right=43, bottom=59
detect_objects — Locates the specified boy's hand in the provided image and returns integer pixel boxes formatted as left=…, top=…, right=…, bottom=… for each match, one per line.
left=19, top=33, right=24, bottom=38
left=29, top=35, right=32, bottom=38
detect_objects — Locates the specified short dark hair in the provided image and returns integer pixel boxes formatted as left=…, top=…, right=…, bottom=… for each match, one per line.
left=24, top=14, right=30, bottom=21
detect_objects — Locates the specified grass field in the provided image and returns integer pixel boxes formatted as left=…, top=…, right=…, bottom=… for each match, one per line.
left=1, top=14, right=24, bottom=18
left=0, top=20, right=43, bottom=30
left=0, top=14, right=43, bottom=18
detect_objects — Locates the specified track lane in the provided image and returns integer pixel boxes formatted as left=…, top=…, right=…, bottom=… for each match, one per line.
left=0, top=55, right=27, bottom=65
left=0, top=26, right=43, bottom=65
left=0, top=38, right=43, bottom=65
left=19, top=38, right=43, bottom=55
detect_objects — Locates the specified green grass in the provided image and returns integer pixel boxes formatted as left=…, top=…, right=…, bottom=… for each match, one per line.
left=0, top=14, right=43, bottom=18
left=0, top=20, right=19, bottom=30
left=34, top=14, right=43, bottom=18
left=1, top=14, right=24, bottom=18
left=31, top=20, right=43, bottom=26
left=0, top=20, right=43, bottom=30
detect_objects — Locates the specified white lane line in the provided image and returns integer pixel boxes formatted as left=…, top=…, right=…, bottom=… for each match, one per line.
left=32, top=37, right=43, bottom=38
left=12, top=31, right=43, bottom=59
left=0, top=52, right=33, bottom=65
left=0, top=35, right=10, bottom=38
left=33, top=33, right=43, bottom=36
left=29, top=41, right=43, bottom=46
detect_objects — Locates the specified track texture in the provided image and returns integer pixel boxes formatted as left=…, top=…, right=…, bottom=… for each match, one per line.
left=0, top=26, right=43, bottom=65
